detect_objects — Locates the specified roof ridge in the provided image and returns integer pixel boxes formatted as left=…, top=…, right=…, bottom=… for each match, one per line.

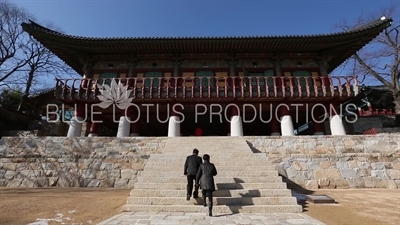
left=21, top=17, right=393, bottom=40
left=351, top=16, right=391, bottom=32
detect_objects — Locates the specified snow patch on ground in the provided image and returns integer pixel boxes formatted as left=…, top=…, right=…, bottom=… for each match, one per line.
left=26, top=210, right=84, bottom=225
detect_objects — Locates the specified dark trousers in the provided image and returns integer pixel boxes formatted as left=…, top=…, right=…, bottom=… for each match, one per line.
left=202, top=190, right=213, bottom=207
left=186, top=175, right=199, bottom=197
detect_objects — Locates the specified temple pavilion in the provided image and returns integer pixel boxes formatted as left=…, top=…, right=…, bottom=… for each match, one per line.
left=21, top=17, right=392, bottom=137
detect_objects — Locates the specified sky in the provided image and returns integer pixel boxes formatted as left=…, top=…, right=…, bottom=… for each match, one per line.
left=12, top=0, right=397, bottom=37
left=9, top=0, right=400, bottom=86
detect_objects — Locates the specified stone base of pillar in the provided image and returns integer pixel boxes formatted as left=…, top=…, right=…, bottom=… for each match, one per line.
left=88, top=133, right=98, bottom=137
left=168, top=116, right=181, bottom=137
left=67, top=116, right=84, bottom=137
left=130, top=133, right=139, bottom=136
left=313, top=132, right=324, bottom=135
left=280, top=115, right=294, bottom=136
left=117, top=116, right=131, bottom=137
left=330, top=115, right=346, bottom=135
left=271, top=132, right=280, bottom=136
left=230, top=115, right=243, bottom=136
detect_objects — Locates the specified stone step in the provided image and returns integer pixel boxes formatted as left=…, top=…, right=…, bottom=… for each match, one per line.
left=144, top=161, right=273, bottom=167
left=129, top=189, right=292, bottom=197
left=163, top=149, right=252, bottom=154
left=147, top=157, right=269, bottom=162
left=146, top=160, right=271, bottom=165
left=133, top=182, right=287, bottom=190
left=164, top=137, right=247, bottom=140
left=163, top=151, right=257, bottom=154
left=122, top=204, right=303, bottom=213
left=122, top=138, right=301, bottom=215
left=149, top=153, right=266, bottom=158
left=137, top=176, right=283, bottom=183
left=126, top=196, right=298, bottom=205
left=163, top=145, right=251, bottom=149
left=142, top=166, right=276, bottom=171
left=162, top=147, right=252, bottom=151
left=138, top=170, right=278, bottom=177
left=163, top=146, right=251, bottom=148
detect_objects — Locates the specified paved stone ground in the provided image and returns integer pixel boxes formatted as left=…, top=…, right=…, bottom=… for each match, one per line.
left=97, top=212, right=326, bottom=225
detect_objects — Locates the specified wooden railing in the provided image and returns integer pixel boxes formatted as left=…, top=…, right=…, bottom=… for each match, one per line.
left=54, top=75, right=358, bottom=102
left=359, top=108, right=396, bottom=116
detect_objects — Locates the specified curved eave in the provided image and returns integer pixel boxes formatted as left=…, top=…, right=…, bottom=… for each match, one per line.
left=21, top=18, right=392, bottom=75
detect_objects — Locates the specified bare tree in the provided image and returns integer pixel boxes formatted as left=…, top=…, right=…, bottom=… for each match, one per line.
left=0, top=0, right=76, bottom=111
left=0, top=0, right=33, bottom=85
left=335, top=3, right=400, bottom=122
left=17, top=23, right=74, bottom=112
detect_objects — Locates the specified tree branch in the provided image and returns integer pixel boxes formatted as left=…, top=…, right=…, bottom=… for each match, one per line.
left=354, top=53, right=394, bottom=89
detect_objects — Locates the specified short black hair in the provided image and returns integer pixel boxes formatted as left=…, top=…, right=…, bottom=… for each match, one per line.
left=203, top=154, right=210, bottom=161
left=193, top=149, right=199, bottom=154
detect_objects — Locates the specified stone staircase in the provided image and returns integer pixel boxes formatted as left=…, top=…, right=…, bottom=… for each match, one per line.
left=122, top=137, right=302, bottom=213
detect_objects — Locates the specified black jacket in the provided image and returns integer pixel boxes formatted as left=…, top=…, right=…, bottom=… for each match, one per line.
left=184, top=154, right=202, bottom=176
left=196, top=161, right=218, bottom=191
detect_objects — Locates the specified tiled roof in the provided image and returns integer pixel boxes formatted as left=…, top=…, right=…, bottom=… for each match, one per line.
left=28, top=87, right=55, bottom=99
left=21, top=17, right=392, bottom=75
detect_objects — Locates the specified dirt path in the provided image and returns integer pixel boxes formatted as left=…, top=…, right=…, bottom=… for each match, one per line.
left=304, top=189, right=400, bottom=225
left=0, top=188, right=399, bottom=225
left=0, top=188, right=129, bottom=225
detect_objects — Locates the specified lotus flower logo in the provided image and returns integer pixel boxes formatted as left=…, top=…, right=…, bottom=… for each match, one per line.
left=96, top=79, right=133, bottom=110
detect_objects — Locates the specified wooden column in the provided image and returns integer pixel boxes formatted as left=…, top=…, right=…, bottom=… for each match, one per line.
left=127, top=62, right=136, bottom=88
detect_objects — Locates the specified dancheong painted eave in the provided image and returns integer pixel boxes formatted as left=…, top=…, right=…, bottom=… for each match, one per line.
left=21, top=17, right=392, bottom=75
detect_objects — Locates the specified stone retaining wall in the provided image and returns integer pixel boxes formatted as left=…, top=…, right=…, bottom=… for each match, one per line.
left=1, top=135, right=399, bottom=189
left=0, top=137, right=167, bottom=188
left=245, top=135, right=400, bottom=189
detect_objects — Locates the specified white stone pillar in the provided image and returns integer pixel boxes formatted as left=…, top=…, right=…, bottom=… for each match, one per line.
left=330, top=115, right=346, bottom=135
left=229, top=106, right=243, bottom=136
left=329, top=102, right=346, bottom=135
left=279, top=106, right=294, bottom=136
left=66, top=104, right=85, bottom=137
left=168, top=116, right=181, bottom=137
left=117, top=116, right=131, bottom=137
left=67, top=116, right=84, bottom=137
left=281, top=115, right=295, bottom=136
left=230, top=115, right=243, bottom=136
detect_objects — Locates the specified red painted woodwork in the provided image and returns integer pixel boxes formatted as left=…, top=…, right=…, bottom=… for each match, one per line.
left=74, top=103, right=86, bottom=118
left=130, top=122, right=139, bottom=134
left=89, top=122, right=100, bottom=134
left=363, top=128, right=377, bottom=135
left=270, top=116, right=280, bottom=134
left=313, top=121, right=324, bottom=133
left=55, top=75, right=358, bottom=103
left=194, top=127, right=203, bottom=136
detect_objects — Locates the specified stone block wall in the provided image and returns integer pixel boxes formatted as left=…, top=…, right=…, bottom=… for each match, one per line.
left=1, top=135, right=400, bottom=189
left=0, top=137, right=167, bottom=188
left=245, top=135, right=400, bottom=189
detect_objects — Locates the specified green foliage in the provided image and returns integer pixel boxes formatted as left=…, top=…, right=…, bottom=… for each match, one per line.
left=0, top=89, right=23, bottom=111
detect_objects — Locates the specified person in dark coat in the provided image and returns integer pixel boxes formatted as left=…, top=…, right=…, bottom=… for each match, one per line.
left=196, top=154, right=218, bottom=216
left=184, top=148, right=203, bottom=200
